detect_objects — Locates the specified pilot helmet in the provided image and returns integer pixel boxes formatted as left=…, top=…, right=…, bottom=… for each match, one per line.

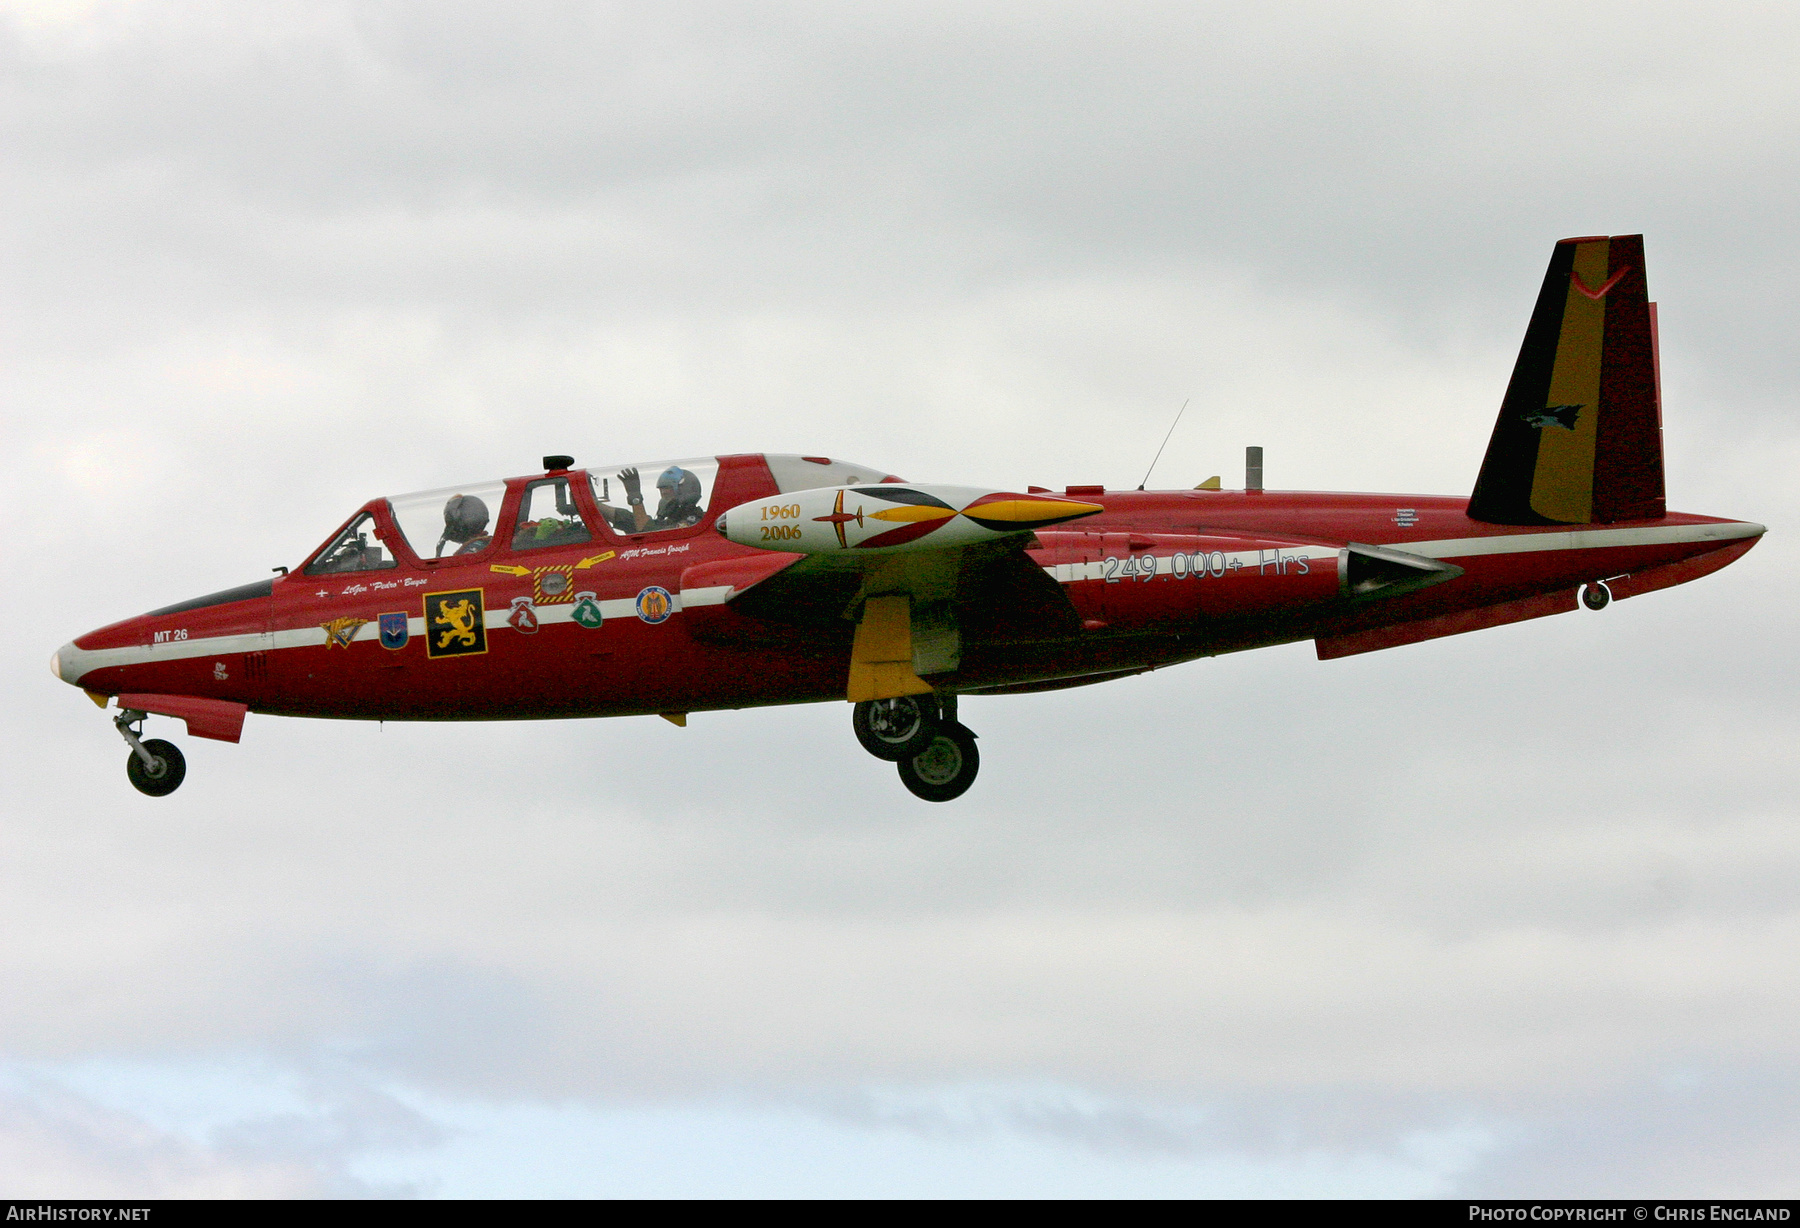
left=656, top=467, right=702, bottom=508
left=441, top=494, right=491, bottom=542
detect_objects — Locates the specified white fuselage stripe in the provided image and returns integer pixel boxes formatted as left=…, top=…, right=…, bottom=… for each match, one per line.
left=58, top=592, right=682, bottom=681
left=1393, top=520, right=1763, bottom=560
left=1033, top=520, right=1764, bottom=581
left=56, top=520, right=1763, bottom=685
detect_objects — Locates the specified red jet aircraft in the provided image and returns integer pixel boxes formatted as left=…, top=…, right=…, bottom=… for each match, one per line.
left=53, top=236, right=1764, bottom=801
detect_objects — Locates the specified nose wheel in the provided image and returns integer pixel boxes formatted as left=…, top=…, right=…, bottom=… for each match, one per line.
left=126, top=739, right=186, bottom=796
left=1581, top=581, right=1612, bottom=611
left=115, top=709, right=187, bottom=797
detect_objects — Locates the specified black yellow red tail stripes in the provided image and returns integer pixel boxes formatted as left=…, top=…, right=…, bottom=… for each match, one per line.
left=1468, top=235, right=1665, bottom=524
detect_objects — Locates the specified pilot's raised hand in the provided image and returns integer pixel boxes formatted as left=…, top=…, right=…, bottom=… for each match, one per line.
left=618, top=467, right=643, bottom=505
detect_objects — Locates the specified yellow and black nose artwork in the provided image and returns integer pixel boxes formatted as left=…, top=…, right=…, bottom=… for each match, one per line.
left=424, top=588, right=487, bottom=659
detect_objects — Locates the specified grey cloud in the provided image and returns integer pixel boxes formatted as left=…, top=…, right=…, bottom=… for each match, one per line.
left=0, top=1075, right=359, bottom=1197
left=8, top=3, right=1800, bottom=330
left=825, top=1085, right=1221, bottom=1157
left=1463, top=1065, right=1800, bottom=1198
left=205, top=1073, right=447, bottom=1191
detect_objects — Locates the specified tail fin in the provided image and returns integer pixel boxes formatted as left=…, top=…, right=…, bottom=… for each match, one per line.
left=1468, top=235, right=1665, bottom=524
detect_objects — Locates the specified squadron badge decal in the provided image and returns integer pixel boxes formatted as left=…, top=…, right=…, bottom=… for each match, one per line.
left=378, top=612, right=409, bottom=650
left=571, top=591, right=604, bottom=629
left=507, top=597, right=540, bottom=634
left=322, top=616, right=369, bottom=649
left=424, top=588, right=487, bottom=658
left=635, top=586, right=673, bottom=624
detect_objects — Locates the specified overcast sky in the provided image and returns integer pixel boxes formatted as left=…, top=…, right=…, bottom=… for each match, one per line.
left=4, top=0, right=1798, bottom=1197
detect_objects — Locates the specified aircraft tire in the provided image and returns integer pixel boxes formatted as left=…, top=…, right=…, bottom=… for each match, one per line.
left=126, top=738, right=186, bottom=797
left=897, top=722, right=979, bottom=803
left=1581, top=581, right=1612, bottom=611
left=854, top=696, right=939, bottom=761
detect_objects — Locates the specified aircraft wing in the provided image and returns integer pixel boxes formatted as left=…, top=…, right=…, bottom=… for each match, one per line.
left=681, top=484, right=1102, bottom=700
left=683, top=539, right=1083, bottom=635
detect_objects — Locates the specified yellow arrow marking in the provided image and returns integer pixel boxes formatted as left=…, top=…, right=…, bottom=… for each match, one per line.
left=869, top=505, right=957, bottom=523
left=489, top=564, right=531, bottom=576
left=575, top=551, right=617, bottom=569
left=962, top=499, right=1103, bottom=522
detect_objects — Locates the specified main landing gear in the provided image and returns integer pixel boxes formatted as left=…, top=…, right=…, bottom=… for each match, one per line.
left=853, top=694, right=980, bottom=802
left=1581, top=580, right=1613, bottom=611
left=115, top=709, right=186, bottom=797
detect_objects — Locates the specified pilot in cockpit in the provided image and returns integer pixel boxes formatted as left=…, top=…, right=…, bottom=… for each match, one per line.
left=436, top=493, right=492, bottom=557
left=602, top=466, right=705, bottom=534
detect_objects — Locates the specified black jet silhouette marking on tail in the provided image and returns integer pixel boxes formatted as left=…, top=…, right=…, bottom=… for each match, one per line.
left=1520, top=403, right=1583, bottom=431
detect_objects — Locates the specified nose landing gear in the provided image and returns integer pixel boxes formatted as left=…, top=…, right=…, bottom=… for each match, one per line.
left=853, top=693, right=981, bottom=802
left=1581, top=581, right=1613, bottom=611
left=115, top=709, right=186, bottom=797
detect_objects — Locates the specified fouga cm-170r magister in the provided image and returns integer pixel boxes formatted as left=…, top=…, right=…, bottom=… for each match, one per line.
left=51, top=236, right=1765, bottom=801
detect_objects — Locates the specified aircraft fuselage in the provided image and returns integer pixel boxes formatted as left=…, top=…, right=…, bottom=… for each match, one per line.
left=54, top=475, right=1760, bottom=722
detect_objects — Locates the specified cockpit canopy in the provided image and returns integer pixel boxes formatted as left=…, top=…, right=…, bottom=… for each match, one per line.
left=388, top=480, right=509, bottom=562
left=587, top=458, right=719, bottom=537
left=304, top=510, right=398, bottom=575
left=301, top=453, right=898, bottom=576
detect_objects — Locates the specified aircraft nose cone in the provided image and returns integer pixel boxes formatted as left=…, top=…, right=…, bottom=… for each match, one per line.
left=52, top=640, right=92, bottom=688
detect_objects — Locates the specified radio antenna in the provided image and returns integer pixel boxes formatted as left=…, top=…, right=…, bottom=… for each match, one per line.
left=1137, top=398, right=1189, bottom=491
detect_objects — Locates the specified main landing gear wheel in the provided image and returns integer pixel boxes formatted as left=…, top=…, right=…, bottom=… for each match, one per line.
left=897, top=721, right=980, bottom=803
left=125, top=738, right=186, bottom=797
left=1582, top=581, right=1613, bottom=611
left=854, top=696, right=940, bottom=761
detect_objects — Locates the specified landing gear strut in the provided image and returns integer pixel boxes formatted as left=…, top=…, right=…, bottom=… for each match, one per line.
left=115, top=709, right=186, bottom=797
left=852, top=694, right=981, bottom=802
